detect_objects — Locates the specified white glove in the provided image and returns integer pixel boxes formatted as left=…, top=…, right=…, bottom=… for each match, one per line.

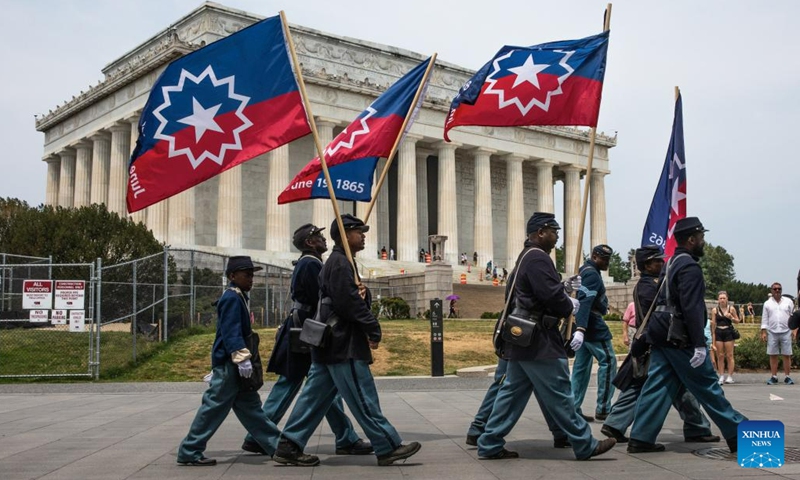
left=563, top=274, right=582, bottom=294
left=237, top=359, right=253, bottom=378
left=570, top=331, right=585, bottom=351
left=689, top=347, right=707, bottom=368
left=569, top=297, right=581, bottom=316
left=202, top=371, right=213, bottom=386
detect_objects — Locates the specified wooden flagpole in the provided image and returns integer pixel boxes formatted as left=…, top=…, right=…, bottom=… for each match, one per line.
left=280, top=11, right=358, bottom=278
left=363, top=54, right=438, bottom=224
left=571, top=3, right=612, bottom=276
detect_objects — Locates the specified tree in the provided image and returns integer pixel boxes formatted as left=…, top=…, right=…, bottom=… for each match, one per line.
left=555, top=245, right=565, bottom=273
left=720, top=279, right=770, bottom=308
left=698, top=243, right=735, bottom=296
left=608, top=250, right=632, bottom=284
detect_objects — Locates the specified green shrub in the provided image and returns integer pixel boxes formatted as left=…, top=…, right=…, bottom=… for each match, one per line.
left=734, top=333, right=800, bottom=369
left=480, top=311, right=502, bottom=319
left=372, top=297, right=411, bottom=320
left=604, top=313, right=622, bottom=322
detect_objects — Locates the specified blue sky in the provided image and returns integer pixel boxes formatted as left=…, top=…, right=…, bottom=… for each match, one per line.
left=1, top=0, right=798, bottom=296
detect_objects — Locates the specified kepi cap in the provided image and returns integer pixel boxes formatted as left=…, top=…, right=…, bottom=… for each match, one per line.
left=330, top=214, right=370, bottom=241
left=225, top=256, right=263, bottom=275
left=673, top=217, right=708, bottom=236
left=635, top=244, right=665, bottom=268
left=292, top=223, right=325, bottom=250
left=526, top=212, right=561, bottom=234
left=592, top=244, right=614, bottom=258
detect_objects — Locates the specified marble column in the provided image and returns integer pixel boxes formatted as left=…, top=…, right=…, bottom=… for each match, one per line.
left=57, top=149, right=76, bottom=208
left=72, top=141, right=93, bottom=208
left=435, top=141, right=460, bottom=265
left=168, top=188, right=195, bottom=246
left=561, top=166, right=582, bottom=275
left=217, top=166, right=242, bottom=248
left=473, top=147, right=495, bottom=268
left=128, top=116, right=146, bottom=224
left=590, top=170, right=609, bottom=249
left=396, top=135, right=420, bottom=262
left=505, top=154, right=525, bottom=268
left=313, top=119, right=337, bottom=239
left=147, top=201, right=169, bottom=242
left=416, top=151, right=429, bottom=253
left=89, top=132, right=111, bottom=205
left=44, top=156, right=60, bottom=206
left=536, top=160, right=557, bottom=264
left=108, top=123, right=131, bottom=216
left=265, top=146, right=290, bottom=251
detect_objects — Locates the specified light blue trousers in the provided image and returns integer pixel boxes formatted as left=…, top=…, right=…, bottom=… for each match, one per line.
left=571, top=339, right=617, bottom=416
left=467, top=359, right=508, bottom=437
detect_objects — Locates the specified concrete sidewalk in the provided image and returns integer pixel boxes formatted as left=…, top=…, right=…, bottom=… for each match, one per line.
left=0, top=377, right=798, bottom=480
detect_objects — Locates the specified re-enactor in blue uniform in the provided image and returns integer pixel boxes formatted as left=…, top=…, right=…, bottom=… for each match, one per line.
left=628, top=217, right=747, bottom=454
left=477, top=212, right=616, bottom=461
left=176, top=256, right=281, bottom=466
left=571, top=244, right=617, bottom=421
left=240, top=224, right=370, bottom=456
left=274, top=214, right=421, bottom=467
left=601, top=245, right=717, bottom=445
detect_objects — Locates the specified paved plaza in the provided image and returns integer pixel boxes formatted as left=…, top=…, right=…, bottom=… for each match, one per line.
left=0, top=374, right=798, bottom=480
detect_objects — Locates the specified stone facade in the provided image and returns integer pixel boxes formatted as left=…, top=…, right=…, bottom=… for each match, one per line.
left=35, top=3, right=615, bottom=277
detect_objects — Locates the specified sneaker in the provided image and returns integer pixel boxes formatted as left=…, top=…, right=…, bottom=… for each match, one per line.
left=601, top=424, right=629, bottom=443
left=724, top=376, right=735, bottom=384
left=479, top=448, right=519, bottom=460
left=465, top=434, right=479, bottom=446
left=377, top=442, right=421, bottom=466
left=273, top=438, right=320, bottom=467
left=176, top=456, right=216, bottom=466
left=241, top=440, right=268, bottom=455
left=335, top=439, right=373, bottom=455
left=767, top=376, right=779, bottom=385
left=718, top=375, right=725, bottom=385
left=785, top=377, right=795, bottom=385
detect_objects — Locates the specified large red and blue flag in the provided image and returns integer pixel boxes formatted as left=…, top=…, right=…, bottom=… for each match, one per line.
left=278, top=57, right=433, bottom=204
left=641, top=93, right=686, bottom=258
left=443, top=31, right=609, bottom=141
left=127, top=15, right=311, bottom=213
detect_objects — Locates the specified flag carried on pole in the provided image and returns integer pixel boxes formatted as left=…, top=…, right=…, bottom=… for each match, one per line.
left=278, top=57, right=434, bottom=204
left=641, top=93, right=686, bottom=258
left=443, top=31, right=609, bottom=141
left=127, top=15, right=311, bottom=213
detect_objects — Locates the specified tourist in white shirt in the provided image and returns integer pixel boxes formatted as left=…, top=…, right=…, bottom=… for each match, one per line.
left=761, top=282, right=797, bottom=385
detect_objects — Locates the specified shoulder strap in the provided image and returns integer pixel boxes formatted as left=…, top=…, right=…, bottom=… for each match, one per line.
left=502, top=247, right=545, bottom=315
left=227, top=286, right=251, bottom=315
left=633, top=279, right=666, bottom=341
left=663, top=253, right=691, bottom=307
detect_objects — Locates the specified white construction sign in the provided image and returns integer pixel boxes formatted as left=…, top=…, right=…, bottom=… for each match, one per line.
left=51, top=309, right=67, bottom=325
left=22, top=280, right=53, bottom=309
left=69, top=310, right=86, bottom=333
left=54, top=280, right=86, bottom=310
left=29, top=310, right=49, bottom=323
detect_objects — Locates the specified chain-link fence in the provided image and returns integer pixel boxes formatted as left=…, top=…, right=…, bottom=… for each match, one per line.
left=0, top=255, right=97, bottom=379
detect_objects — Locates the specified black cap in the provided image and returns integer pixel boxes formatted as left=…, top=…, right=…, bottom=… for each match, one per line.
left=635, top=245, right=665, bottom=269
left=225, top=256, right=263, bottom=275
left=673, top=217, right=708, bottom=236
left=526, top=212, right=561, bottom=234
left=292, top=223, right=325, bottom=250
left=330, top=214, right=370, bottom=241
left=592, top=244, right=614, bottom=259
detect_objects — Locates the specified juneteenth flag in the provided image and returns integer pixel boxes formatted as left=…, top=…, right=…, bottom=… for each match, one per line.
left=127, top=15, right=311, bottom=213
left=641, top=92, right=686, bottom=258
left=443, top=31, right=609, bottom=141
left=278, top=56, right=434, bottom=204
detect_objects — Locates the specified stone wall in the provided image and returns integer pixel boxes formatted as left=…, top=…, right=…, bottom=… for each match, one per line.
left=380, top=264, right=453, bottom=316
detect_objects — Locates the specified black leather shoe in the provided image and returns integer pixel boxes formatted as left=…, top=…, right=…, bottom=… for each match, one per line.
left=377, top=442, right=421, bottom=466
left=685, top=435, right=720, bottom=443
left=553, top=438, right=572, bottom=448
left=479, top=448, right=519, bottom=460
left=601, top=425, right=629, bottom=443
left=580, top=413, right=595, bottom=423
left=241, top=440, right=268, bottom=455
left=177, top=456, right=216, bottom=466
left=273, top=438, right=320, bottom=466
left=590, top=438, right=616, bottom=458
left=627, top=439, right=665, bottom=453
left=336, top=439, right=373, bottom=455
left=594, top=412, right=609, bottom=421
left=465, top=434, right=479, bottom=446
left=726, top=436, right=738, bottom=453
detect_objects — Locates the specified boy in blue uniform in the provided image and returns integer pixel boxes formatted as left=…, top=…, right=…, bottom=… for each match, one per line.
left=241, top=224, right=370, bottom=456
left=176, top=256, right=281, bottom=466
left=571, top=244, right=617, bottom=422
left=274, top=214, right=421, bottom=467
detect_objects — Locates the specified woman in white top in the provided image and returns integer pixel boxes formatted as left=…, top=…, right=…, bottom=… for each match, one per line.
left=711, top=291, right=740, bottom=384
